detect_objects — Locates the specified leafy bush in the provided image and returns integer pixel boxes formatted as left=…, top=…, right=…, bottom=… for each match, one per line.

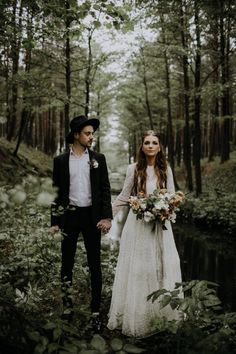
left=0, top=176, right=62, bottom=352
left=1, top=176, right=235, bottom=354
left=147, top=280, right=236, bottom=354
left=179, top=191, right=236, bottom=235
left=0, top=176, right=147, bottom=354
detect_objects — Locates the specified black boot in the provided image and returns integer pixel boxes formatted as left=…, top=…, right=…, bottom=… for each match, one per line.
left=91, top=313, right=102, bottom=333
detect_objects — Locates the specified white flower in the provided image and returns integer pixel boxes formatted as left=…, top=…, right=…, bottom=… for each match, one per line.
left=144, top=211, right=155, bottom=223
left=170, top=212, right=177, bottom=222
left=11, top=190, right=27, bottom=205
left=0, top=191, right=9, bottom=204
left=89, top=159, right=99, bottom=169
left=154, top=200, right=168, bottom=210
left=140, top=202, right=147, bottom=210
left=129, top=189, right=185, bottom=230
left=25, top=174, right=38, bottom=185
left=36, top=191, right=55, bottom=207
left=41, top=177, right=54, bottom=193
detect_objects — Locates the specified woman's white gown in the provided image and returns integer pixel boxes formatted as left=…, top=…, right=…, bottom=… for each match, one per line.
left=107, top=164, right=182, bottom=338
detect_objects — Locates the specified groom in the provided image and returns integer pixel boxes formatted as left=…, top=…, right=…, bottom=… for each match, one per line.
left=50, top=115, right=112, bottom=331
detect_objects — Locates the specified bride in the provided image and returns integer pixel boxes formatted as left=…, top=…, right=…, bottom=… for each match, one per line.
left=107, top=130, right=182, bottom=338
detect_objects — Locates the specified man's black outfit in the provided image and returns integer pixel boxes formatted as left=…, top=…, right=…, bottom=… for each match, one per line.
left=51, top=148, right=112, bottom=313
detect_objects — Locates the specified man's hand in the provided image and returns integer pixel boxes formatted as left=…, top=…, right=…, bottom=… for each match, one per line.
left=97, top=219, right=112, bottom=234
left=49, top=225, right=60, bottom=234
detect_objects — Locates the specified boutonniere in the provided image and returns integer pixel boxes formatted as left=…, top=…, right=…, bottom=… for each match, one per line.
left=88, top=158, right=99, bottom=169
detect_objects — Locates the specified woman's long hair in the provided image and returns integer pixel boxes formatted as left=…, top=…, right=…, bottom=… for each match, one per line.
left=132, top=130, right=167, bottom=195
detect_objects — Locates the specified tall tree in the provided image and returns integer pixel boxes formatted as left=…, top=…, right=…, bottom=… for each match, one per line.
left=219, top=0, right=232, bottom=163
left=85, top=27, right=94, bottom=116
left=179, top=0, right=193, bottom=191
left=193, top=0, right=202, bottom=195
left=14, top=3, right=35, bottom=156
left=7, top=0, right=23, bottom=141
left=140, top=46, right=154, bottom=130
left=158, top=11, right=177, bottom=185
left=64, top=0, right=72, bottom=140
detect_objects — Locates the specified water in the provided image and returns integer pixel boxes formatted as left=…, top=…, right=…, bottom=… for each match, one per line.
left=173, top=223, right=236, bottom=311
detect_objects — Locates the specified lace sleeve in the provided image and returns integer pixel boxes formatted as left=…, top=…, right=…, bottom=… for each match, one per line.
left=166, top=165, right=175, bottom=193
left=112, top=163, right=135, bottom=216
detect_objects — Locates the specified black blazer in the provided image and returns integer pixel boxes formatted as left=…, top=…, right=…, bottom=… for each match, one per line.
left=51, top=149, right=112, bottom=227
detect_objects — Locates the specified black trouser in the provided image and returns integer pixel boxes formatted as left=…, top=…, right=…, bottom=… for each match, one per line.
left=61, top=206, right=102, bottom=312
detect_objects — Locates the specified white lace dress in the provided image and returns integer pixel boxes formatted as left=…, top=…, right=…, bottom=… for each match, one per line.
left=107, top=163, right=182, bottom=338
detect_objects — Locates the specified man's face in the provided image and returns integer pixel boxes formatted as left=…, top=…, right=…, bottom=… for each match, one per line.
left=74, top=125, right=94, bottom=148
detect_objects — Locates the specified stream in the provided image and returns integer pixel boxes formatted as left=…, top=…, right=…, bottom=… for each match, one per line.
left=173, top=223, right=236, bottom=311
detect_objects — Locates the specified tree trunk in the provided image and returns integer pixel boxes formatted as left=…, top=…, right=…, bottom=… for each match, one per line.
left=7, top=0, right=23, bottom=141
left=175, top=129, right=182, bottom=167
left=140, top=47, right=154, bottom=130
left=26, top=114, right=36, bottom=147
left=64, top=0, right=71, bottom=142
left=50, top=108, right=57, bottom=155
left=208, top=15, right=220, bottom=161
left=60, top=111, right=65, bottom=152
left=220, top=0, right=231, bottom=163
left=193, top=0, right=202, bottom=196
left=209, top=94, right=220, bottom=161
left=4, top=47, right=10, bottom=140
left=163, top=47, right=179, bottom=189
left=95, top=91, right=101, bottom=153
left=85, top=28, right=93, bottom=117
left=13, top=6, right=32, bottom=156
left=180, top=0, right=193, bottom=191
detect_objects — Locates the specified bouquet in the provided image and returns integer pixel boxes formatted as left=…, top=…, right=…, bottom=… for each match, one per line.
left=128, top=189, right=185, bottom=230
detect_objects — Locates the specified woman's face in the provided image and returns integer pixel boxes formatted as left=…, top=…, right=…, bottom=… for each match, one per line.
left=142, top=134, right=160, bottom=157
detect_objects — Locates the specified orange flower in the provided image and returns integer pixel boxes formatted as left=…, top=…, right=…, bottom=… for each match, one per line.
left=130, top=199, right=141, bottom=210
left=138, top=191, right=146, bottom=197
left=159, top=188, right=168, bottom=195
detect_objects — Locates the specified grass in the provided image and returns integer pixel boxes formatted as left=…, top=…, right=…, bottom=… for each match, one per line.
left=174, top=151, right=236, bottom=193
left=0, top=138, right=53, bottom=184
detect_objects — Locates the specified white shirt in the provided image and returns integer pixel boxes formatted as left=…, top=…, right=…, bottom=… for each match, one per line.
left=69, top=148, right=92, bottom=207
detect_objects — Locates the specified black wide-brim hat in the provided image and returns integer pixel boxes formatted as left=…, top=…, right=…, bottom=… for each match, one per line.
left=66, top=115, right=100, bottom=144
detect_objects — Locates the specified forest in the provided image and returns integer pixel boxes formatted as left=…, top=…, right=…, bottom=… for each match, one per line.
left=0, top=0, right=236, bottom=353
left=0, top=0, right=235, bottom=193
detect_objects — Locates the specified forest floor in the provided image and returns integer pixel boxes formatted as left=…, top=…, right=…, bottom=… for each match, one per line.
left=0, top=138, right=52, bottom=184
left=175, top=150, right=236, bottom=194
left=1, top=138, right=236, bottom=353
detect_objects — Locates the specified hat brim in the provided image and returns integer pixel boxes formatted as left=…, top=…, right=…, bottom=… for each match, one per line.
left=66, top=118, right=100, bottom=144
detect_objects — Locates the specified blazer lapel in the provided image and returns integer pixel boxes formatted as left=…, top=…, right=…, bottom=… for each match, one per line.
left=88, top=149, right=96, bottom=189
left=62, top=151, right=70, bottom=194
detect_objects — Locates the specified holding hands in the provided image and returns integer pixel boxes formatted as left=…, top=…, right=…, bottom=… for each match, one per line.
left=49, top=225, right=60, bottom=234
left=49, top=220, right=111, bottom=235
left=97, top=218, right=112, bottom=234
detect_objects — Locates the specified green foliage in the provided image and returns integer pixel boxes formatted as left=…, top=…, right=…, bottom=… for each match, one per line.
left=177, top=156, right=236, bottom=235
left=147, top=280, right=236, bottom=354
left=0, top=175, right=235, bottom=354
left=0, top=175, right=62, bottom=352
left=0, top=175, right=146, bottom=353
left=179, top=191, right=236, bottom=235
